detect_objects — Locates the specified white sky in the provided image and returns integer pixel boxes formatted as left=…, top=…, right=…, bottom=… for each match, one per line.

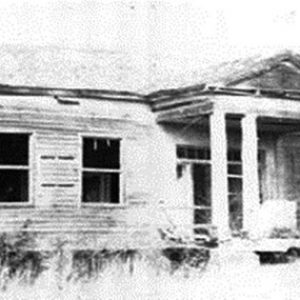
left=0, top=0, right=300, bottom=82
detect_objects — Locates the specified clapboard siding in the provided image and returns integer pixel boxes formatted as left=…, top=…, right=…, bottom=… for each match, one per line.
left=0, top=99, right=158, bottom=248
left=0, top=110, right=150, bottom=135
left=35, top=131, right=80, bottom=207
left=0, top=205, right=159, bottom=246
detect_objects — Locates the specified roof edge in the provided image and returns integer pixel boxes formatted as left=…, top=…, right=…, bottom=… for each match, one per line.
left=0, top=84, right=147, bottom=103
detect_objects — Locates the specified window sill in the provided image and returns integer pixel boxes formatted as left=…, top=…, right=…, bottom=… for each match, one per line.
left=81, top=203, right=127, bottom=209
left=0, top=202, right=33, bottom=208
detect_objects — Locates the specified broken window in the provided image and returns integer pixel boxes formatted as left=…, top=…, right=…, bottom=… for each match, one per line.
left=82, top=138, right=120, bottom=204
left=0, top=134, right=29, bottom=203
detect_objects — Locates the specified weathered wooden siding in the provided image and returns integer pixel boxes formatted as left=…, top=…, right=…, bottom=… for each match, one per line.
left=36, top=131, right=80, bottom=207
left=0, top=96, right=163, bottom=248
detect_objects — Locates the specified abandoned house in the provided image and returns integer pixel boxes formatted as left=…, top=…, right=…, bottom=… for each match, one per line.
left=0, top=49, right=299, bottom=249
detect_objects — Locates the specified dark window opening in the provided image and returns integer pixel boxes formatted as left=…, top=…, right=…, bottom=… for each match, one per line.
left=0, top=133, right=30, bottom=203
left=0, top=170, right=28, bottom=203
left=258, top=149, right=266, bottom=204
left=83, top=138, right=119, bottom=169
left=82, top=138, right=120, bottom=204
left=227, top=149, right=241, bottom=162
left=227, top=149, right=243, bottom=232
left=194, top=208, right=211, bottom=225
left=0, top=134, right=28, bottom=165
left=193, top=164, right=211, bottom=207
left=193, top=164, right=212, bottom=226
left=177, top=146, right=210, bottom=160
left=227, top=164, right=242, bottom=175
left=82, top=172, right=119, bottom=204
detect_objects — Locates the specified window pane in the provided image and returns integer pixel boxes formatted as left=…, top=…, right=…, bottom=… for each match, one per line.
left=227, top=164, right=242, bottom=175
left=0, top=170, right=28, bottom=202
left=82, top=172, right=119, bottom=204
left=228, top=178, right=242, bottom=194
left=193, top=164, right=211, bottom=206
left=177, top=146, right=210, bottom=160
left=194, top=209, right=211, bottom=224
left=0, top=134, right=29, bottom=165
left=227, top=149, right=241, bottom=162
left=176, top=146, right=185, bottom=158
left=187, top=148, right=196, bottom=159
left=229, top=194, right=243, bottom=231
left=83, top=138, right=120, bottom=169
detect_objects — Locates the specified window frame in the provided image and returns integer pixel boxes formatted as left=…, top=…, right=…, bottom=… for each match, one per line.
left=0, top=129, right=34, bottom=207
left=227, top=148, right=243, bottom=232
left=176, top=144, right=212, bottom=225
left=79, top=134, right=124, bottom=207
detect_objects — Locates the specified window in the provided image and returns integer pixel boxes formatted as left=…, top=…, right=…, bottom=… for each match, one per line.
left=258, top=150, right=266, bottom=203
left=193, top=163, right=211, bottom=225
left=176, top=145, right=212, bottom=230
left=227, top=149, right=243, bottom=232
left=0, top=133, right=30, bottom=203
left=82, top=137, right=120, bottom=204
left=177, top=145, right=210, bottom=160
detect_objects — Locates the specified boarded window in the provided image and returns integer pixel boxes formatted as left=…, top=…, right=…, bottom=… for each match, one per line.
left=0, top=134, right=29, bottom=203
left=82, top=138, right=120, bottom=204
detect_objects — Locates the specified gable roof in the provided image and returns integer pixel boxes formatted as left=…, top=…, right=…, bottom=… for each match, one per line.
left=1, top=46, right=300, bottom=105
left=210, top=50, right=300, bottom=87
left=147, top=50, right=300, bottom=101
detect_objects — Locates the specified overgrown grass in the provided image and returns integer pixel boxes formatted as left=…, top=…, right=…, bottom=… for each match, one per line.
left=0, top=236, right=299, bottom=300
left=0, top=230, right=210, bottom=297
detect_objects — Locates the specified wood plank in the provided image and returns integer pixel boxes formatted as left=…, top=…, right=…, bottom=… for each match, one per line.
left=242, top=114, right=260, bottom=237
left=210, top=110, right=230, bottom=239
left=156, top=101, right=213, bottom=123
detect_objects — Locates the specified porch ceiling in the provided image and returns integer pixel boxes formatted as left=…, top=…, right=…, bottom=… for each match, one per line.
left=226, top=116, right=300, bottom=134
left=155, top=99, right=213, bottom=124
left=258, top=117, right=300, bottom=134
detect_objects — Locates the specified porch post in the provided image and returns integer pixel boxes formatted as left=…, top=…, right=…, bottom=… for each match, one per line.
left=210, top=110, right=230, bottom=240
left=242, top=113, right=260, bottom=237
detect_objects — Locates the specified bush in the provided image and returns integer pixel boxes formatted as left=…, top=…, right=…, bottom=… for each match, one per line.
left=0, top=230, right=49, bottom=289
left=269, top=227, right=300, bottom=239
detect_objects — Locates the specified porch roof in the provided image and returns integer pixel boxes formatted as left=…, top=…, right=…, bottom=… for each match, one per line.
left=149, top=50, right=300, bottom=122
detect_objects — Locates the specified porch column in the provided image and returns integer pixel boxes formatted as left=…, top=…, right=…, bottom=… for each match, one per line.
left=210, top=110, right=230, bottom=240
left=242, top=113, right=260, bottom=237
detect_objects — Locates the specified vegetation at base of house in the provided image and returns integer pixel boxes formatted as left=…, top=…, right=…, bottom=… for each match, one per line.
left=71, top=249, right=138, bottom=281
left=269, top=227, right=300, bottom=239
left=0, top=230, right=211, bottom=290
left=69, top=247, right=210, bottom=281
left=0, top=230, right=49, bottom=289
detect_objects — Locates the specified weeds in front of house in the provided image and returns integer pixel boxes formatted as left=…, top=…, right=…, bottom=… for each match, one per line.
left=269, top=227, right=300, bottom=239
left=0, top=228, right=49, bottom=290
left=0, top=228, right=211, bottom=299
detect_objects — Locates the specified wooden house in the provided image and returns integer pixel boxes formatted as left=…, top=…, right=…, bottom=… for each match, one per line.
left=0, top=49, right=300, bottom=249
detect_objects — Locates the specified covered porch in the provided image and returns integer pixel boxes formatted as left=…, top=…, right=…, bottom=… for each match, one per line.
left=154, top=90, right=300, bottom=240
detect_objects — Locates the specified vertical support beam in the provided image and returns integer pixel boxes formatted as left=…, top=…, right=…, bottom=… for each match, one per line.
left=242, top=114, right=260, bottom=237
left=210, top=110, right=230, bottom=240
